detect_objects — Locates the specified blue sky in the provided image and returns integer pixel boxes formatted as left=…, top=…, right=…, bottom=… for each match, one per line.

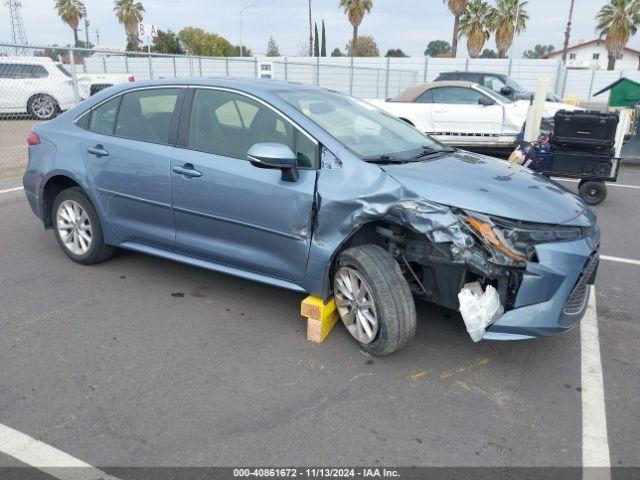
left=2, top=0, right=637, bottom=56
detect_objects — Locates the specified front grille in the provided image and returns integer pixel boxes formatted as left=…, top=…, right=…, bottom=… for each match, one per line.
left=564, top=252, right=599, bottom=315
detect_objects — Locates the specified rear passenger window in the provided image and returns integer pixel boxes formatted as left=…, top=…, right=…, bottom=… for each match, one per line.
left=416, top=90, right=434, bottom=103
left=89, top=96, right=120, bottom=135
left=21, top=65, right=48, bottom=79
left=115, top=88, right=180, bottom=144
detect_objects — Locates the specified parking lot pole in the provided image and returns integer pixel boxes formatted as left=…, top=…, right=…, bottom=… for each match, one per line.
left=316, top=56, right=320, bottom=86
left=148, top=53, right=154, bottom=80
left=384, top=57, right=390, bottom=99
left=349, top=56, right=354, bottom=95
left=588, top=69, right=596, bottom=99
left=172, top=57, right=177, bottom=77
left=284, top=57, right=288, bottom=81
left=225, top=58, right=230, bottom=77
left=198, top=57, right=202, bottom=76
left=68, top=49, right=81, bottom=103
left=376, top=69, right=380, bottom=98
left=125, top=55, right=129, bottom=74
left=423, top=56, right=428, bottom=83
left=508, top=58, right=513, bottom=76
left=102, top=56, right=107, bottom=73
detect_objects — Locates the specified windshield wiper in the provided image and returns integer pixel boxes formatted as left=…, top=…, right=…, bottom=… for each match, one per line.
left=365, top=154, right=400, bottom=164
left=410, top=146, right=456, bottom=160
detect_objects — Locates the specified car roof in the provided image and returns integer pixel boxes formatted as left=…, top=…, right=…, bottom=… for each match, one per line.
left=99, top=76, right=326, bottom=97
left=389, top=81, right=479, bottom=102
left=0, top=56, right=54, bottom=64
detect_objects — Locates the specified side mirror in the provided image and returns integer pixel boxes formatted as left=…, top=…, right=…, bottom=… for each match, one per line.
left=500, top=86, right=513, bottom=97
left=478, top=96, right=495, bottom=106
left=247, top=142, right=299, bottom=182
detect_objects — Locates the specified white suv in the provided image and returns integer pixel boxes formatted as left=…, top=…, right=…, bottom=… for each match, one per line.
left=0, top=57, right=77, bottom=120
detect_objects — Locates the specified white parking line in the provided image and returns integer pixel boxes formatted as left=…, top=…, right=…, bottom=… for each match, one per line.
left=601, top=254, right=640, bottom=267
left=0, top=422, right=117, bottom=480
left=0, top=186, right=23, bottom=194
left=581, top=286, right=611, bottom=479
left=554, top=178, right=640, bottom=190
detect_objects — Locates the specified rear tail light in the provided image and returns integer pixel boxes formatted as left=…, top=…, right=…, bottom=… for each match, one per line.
left=27, top=131, right=40, bottom=146
left=128, top=75, right=135, bottom=82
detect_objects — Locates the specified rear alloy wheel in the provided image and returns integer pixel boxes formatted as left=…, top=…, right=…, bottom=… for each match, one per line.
left=334, top=244, right=416, bottom=355
left=52, top=188, right=114, bottom=264
left=28, top=94, right=59, bottom=120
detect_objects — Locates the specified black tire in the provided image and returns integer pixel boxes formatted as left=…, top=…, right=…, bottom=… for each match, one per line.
left=579, top=181, right=607, bottom=206
left=27, top=94, right=59, bottom=121
left=52, top=187, right=115, bottom=264
left=334, top=244, right=416, bottom=356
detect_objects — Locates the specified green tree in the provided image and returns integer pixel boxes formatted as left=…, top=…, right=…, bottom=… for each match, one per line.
left=233, top=45, right=252, bottom=56
left=178, top=27, right=235, bottom=56
left=339, top=0, right=373, bottom=57
left=489, top=0, right=529, bottom=58
left=443, top=0, right=469, bottom=57
left=424, top=40, right=452, bottom=57
left=479, top=48, right=497, bottom=58
left=321, top=20, right=327, bottom=56
left=331, top=47, right=344, bottom=57
left=597, top=0, right=640, bottom=70
left=314, top=22, right=320, bottom=56
left=522, top=44, right=554, bottom=59
left=55, top=0, right=85, bottom=47
left=458, top=0, right=491, bottom=58
left=385, top=48, right=408, bottom=57
left=266, top=36, right=280, bottom=56
left=346, top=35, right=379, bottom=57
left=151, top=29, right=184, bottom=54
left=113, top=0, right=144, bottom=50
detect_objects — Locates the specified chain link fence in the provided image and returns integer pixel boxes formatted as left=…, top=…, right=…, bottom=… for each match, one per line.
left=0, top=43, right=418, bottom=179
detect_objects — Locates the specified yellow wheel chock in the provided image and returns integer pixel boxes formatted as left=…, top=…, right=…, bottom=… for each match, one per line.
left=300, top=295, right=340, bottom=343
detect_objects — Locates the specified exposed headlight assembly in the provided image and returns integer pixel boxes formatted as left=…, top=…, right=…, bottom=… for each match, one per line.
left=458, top=211, right=583, bottom=267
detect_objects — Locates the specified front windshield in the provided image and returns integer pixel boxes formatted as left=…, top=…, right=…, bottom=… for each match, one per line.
left=476, top=84, right=513, bottom=104
left=55, top=63, right=72, bottom=78
left=276, top=88, right=441, bottom=161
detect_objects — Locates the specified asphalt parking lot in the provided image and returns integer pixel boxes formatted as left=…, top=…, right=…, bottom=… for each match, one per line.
left=0, top=165, right=638, bottom=477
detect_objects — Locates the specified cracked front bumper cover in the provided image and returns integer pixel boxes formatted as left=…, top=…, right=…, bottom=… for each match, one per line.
left=483, top=229, right=600, bottom=340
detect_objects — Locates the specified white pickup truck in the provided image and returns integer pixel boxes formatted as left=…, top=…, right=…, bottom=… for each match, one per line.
left=0, top=56, right=133, bottom=120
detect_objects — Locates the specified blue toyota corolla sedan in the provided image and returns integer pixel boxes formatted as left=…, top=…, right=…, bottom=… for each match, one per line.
left=23, top=78, right=599, bottom=355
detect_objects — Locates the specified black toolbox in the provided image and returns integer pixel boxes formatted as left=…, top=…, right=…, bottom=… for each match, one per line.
left=554, top=110, right=619, bottom=149
left=551, top=147, right=613, bottom=178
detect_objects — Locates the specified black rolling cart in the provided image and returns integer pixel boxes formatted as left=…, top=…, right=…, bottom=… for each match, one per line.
left=541, top=110, right=622, bottom=206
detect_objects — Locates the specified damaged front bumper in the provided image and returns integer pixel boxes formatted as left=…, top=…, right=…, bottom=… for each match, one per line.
left=482, top=231, right=600, bottom=340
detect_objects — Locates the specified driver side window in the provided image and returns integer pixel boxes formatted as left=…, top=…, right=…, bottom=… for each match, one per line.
left=431, top=87, right=488, bottom=105
left=189, top=89, right=316, bottom=167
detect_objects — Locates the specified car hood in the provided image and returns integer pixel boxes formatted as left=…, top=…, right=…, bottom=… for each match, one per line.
left=380, top=150, right=592, bottom=226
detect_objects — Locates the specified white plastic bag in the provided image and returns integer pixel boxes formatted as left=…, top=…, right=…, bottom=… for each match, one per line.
left=458, top=282, right=504, bottom=342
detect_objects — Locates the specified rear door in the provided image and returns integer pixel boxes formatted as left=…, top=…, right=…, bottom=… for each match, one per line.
left=79, top=87, right=184, bottom=248
left=170, top=87, right=317, bottom=281
left=428, top=86, right=504, bottom=145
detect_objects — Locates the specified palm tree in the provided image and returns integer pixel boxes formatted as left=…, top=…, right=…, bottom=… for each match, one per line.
left=596, top=0, right=640, bottom=70
left=458, top=0, right=491, bottom=58
left=55, top=0, right=85, bottom=47
left=443, top=0, right=469, bottom=58
left=489, top=0, right=529, bottom=58
left=113, top=0, right=145, bottom=50
left=339, top=0, right=373, bottom=57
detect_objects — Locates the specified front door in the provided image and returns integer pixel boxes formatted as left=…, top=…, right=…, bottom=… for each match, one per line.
left=80, top=87, right=184, bottom=248
left=171, top=88, right=318, bottom=281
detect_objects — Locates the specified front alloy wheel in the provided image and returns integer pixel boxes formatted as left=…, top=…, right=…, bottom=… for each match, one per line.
left=334, top=267, right=379, bottom=344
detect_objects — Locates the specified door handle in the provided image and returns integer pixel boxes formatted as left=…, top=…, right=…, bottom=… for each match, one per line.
left=173, top=164, right=202, bottom=178
left=87, top=145, right=109, bottom=157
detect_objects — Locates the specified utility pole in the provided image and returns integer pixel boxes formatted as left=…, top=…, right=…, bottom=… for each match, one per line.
left=95, top=29, right=100, bottom=46
left=308, top=0, right=313, bottom=56
left=239, top=4, right=255, bottom=57
left=561, top=0, right=575, bottom=63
